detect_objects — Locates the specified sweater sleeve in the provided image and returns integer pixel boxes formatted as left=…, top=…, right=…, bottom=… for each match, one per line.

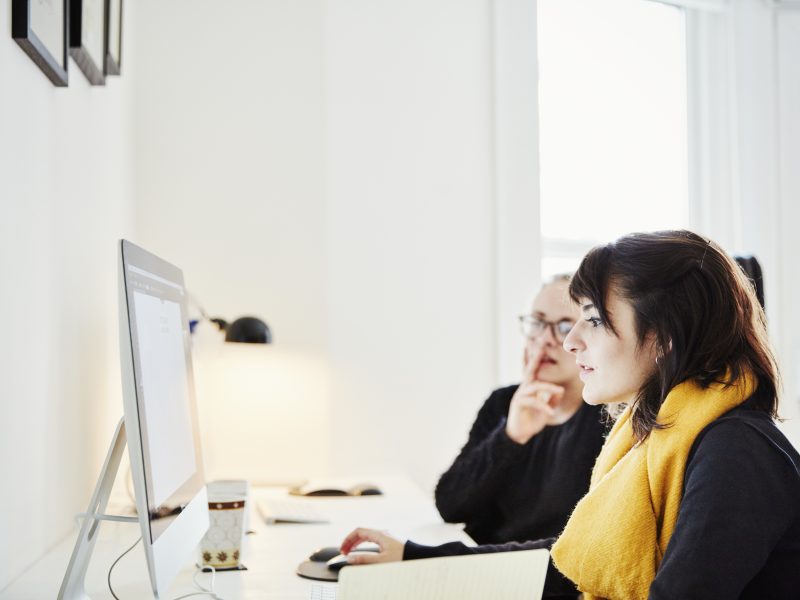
left=648, top=418, right=800, bottom=600
left=403, top=538, right=579, bottom=598
left=434, top=386, right=529, bottom=523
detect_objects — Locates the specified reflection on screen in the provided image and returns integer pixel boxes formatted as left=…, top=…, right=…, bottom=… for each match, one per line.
left=133, top=291, right=197, bottom=509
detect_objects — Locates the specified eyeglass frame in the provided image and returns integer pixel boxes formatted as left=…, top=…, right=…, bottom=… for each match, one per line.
left=517, top=315, right=575, bottom=342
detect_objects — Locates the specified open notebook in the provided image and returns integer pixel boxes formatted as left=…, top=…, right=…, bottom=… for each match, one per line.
left=319, top=549, right=549, bottom=600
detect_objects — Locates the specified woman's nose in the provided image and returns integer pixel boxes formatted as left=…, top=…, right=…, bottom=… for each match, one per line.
left=562, top=326, right=581, bottom=354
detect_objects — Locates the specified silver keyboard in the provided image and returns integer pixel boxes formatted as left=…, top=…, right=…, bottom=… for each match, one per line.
left=256, top=498, right=330, bottom=524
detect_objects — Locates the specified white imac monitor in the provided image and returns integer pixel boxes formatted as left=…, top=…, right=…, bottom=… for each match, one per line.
left=118, top=239, right=209, bottom=597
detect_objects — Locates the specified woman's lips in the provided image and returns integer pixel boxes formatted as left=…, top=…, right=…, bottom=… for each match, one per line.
left=578, top=363, right=594, bottom=380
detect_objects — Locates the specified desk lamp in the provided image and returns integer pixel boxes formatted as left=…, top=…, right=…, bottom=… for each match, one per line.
left=213, top=316, right=273, bottom=344
left=188, top=293, right=272, bottom=344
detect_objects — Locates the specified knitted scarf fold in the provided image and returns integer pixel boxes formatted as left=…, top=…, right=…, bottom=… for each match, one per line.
left=551, top=372, right=756, bottom=600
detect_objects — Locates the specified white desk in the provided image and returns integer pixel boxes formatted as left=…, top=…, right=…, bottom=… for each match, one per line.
left=1, top=477, right=473, bottom=599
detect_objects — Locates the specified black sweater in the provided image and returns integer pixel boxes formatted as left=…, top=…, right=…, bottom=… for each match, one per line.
left=411, top=404, right=800, bottom=599
left=435, top=385, right=607, bottom=544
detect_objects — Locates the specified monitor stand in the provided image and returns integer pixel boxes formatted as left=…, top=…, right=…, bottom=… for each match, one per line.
left=58, top=418, right=138, bottom=600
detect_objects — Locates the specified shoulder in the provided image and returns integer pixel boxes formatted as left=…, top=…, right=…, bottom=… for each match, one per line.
left=688, top=409, right=800, bottom=486
left=483, top=384, right=520, bottom=409
left=469, top=384, right=520, bottom=426
left=493, top=383, right=521, bottom=399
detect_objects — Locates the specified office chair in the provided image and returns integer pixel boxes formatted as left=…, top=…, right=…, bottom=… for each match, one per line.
left=734, top=255, right=765, bottom=310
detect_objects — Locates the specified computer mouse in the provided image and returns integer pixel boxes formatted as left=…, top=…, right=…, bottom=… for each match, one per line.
left=325, top=550, right=379, bottom=571
left=304, top=489, right=349, bottom=497
left=308, top=546, right=342, bottom=562
left=350, top=484, right=383, bottom=496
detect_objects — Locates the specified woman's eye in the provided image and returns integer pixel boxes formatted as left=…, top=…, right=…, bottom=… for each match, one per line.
left=586, top=317, right=603, bottom=328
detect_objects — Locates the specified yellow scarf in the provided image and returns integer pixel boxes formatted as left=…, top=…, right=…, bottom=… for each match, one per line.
left=551, top=373, right=756, bottom=600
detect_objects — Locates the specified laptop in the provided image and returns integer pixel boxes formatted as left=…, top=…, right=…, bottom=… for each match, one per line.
left=311, top=549, right=549, bottom=600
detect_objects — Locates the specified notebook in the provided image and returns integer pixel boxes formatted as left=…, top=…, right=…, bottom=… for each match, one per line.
left=326, top=549, right=549, bottom=600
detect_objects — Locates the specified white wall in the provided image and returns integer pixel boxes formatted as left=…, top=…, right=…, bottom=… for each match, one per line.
left=129, top=0, right=332, bottom=484
left=493, top=0, right=543, bottom=385
left=128, top=0, right=531, bottom=493
left=776, top=9, right=800, bottom=439
left=686, top=0, right=800, bottom=439
left=0, top=2, right=134, bottom=590
left=323, top=0, right=497, bottom=487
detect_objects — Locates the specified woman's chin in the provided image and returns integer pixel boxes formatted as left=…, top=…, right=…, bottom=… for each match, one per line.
left=582, top=394, right=603, bottom=406
left=581, top=384, right=608, bottom=405
left=583, top=387, right=635, bottom=406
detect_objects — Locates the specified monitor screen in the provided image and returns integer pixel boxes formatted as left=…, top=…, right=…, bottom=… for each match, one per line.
left=119, top=240, right=208, bottom=595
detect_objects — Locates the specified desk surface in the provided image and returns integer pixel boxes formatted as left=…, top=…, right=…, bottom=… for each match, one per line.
left=1, top=477, right=473, bottom=599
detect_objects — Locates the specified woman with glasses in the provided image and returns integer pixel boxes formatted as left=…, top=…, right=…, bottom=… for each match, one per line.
left=337, top=231, right=800, bottom=599
left=434, top=274, right=607, bottom=553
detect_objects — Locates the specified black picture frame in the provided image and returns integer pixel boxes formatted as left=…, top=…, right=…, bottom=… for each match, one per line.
left=12, top=0, right=69, bottom=87
left=104, top=0, right=122, bottom=76
left=70, top=0, right=106, bottom=85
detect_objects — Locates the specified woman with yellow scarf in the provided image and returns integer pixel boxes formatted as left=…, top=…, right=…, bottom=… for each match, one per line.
left=339, top=230, right=800, bottom=599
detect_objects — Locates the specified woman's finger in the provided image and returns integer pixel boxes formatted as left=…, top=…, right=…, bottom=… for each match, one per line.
left=347, top=552, right=385, bottom=565
left=340, top=528, right=384, bottom=554
left=529, top=382, right=566, bottom=396
left=524, top=344, right=545, bottom=383
left=511, top=393, right=557, bottom=414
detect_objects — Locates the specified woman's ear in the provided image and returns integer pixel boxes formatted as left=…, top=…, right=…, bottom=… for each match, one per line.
left=639, top=331, right=660, bottom=365
left=654, top=338, right=672, bottom=366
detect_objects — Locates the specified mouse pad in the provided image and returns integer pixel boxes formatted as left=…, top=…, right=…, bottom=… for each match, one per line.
left=296, top=559, right=340, bottom=582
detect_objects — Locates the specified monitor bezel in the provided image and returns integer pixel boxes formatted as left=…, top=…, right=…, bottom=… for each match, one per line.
left=119, top=239, right=208, bottom=597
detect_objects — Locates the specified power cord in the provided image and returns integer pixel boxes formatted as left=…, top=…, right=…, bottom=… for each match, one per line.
left=107, top=536, right=142, bottom=600
left=193, top=566, right=217, bottom=594
left=171, top=565, right=225, bottom=600
left=106, top=534, right=225, bottom=600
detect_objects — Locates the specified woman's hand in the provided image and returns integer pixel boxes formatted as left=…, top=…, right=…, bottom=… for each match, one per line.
left=339, top=528, right=405, bottom=564
left=505, top=344, right=566, bottom=444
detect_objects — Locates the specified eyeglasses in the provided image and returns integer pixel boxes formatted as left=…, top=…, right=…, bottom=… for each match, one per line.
left=518, top=315, right=575, bottom=342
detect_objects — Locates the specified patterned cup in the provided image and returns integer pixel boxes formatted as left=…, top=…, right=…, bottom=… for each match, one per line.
left=200, top=486, right=247, bottom=569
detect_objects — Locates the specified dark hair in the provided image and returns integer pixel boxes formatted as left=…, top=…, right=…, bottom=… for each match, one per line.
left=569, top=230, right=780, bottom=442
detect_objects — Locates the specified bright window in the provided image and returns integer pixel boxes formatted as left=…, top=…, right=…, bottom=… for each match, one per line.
left=537, top=0, right=689, bottom=278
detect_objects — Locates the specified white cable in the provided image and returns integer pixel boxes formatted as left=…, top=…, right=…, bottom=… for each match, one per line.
left=171, top=565, right=225, bottom=600
left=170, top=593, right=220, bottom=600
left=108, top=536, right=142, bottom=600
left=104, top=530, right=226, bottom=600
left=192, top=565, right=216, bottom=593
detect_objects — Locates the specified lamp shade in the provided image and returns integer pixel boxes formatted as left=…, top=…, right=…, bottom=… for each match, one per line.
left=224, top=316, right=272, bottom=344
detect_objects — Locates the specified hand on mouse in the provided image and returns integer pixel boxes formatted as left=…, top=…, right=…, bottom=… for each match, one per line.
left=339, top=528, right=404, bottom=564
left=505, top=343, right=566, bottom=445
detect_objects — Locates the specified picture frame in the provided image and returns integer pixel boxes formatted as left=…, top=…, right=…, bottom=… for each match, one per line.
left=70, top=0, right=106, bottom=85
left=104, top=0, right=122, bottom=76
left=12, top=0, right=69, bottom=87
